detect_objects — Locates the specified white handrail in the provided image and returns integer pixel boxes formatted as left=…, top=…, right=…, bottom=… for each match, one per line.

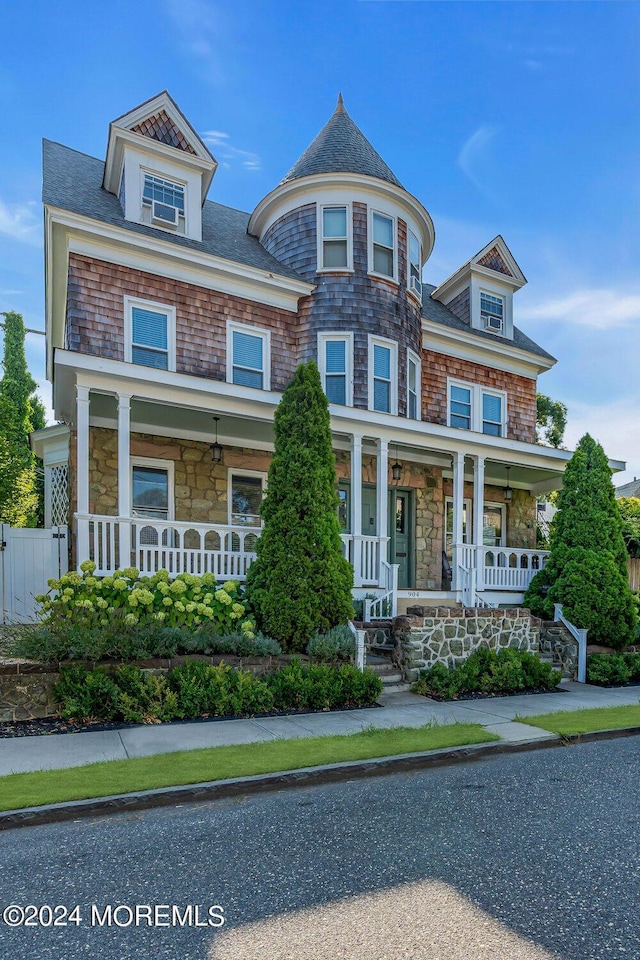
left=348, top=620, right=366, bottom=671
left=554, top=603, right=587, bottom=683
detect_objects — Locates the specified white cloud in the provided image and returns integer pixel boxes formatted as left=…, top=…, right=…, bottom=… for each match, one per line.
left=163, top=0, right=225, bottom=82
left=201, top=130, right=261, bottom=172
left=457, top=125, right=499, bottom=193
left=519, top=288, right=640, bottom=331
left=0, top=199, right=41, bottom=246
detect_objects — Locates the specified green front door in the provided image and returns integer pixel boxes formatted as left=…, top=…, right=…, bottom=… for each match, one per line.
left=388, top=489, right=413, bottom=588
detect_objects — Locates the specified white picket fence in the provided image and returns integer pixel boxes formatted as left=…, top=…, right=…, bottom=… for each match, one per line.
left=0, top=525, right=68, bottom=624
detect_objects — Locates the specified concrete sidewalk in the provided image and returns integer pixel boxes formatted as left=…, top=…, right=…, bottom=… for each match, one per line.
left=1, top=681, right=639, bottom=776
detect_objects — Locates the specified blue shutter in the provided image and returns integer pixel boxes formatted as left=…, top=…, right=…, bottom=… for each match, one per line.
left=325, top=340, right=346, bottom=373
left=373, top=344, right=391, bottom=380
left=233, top=331, right=263, bottom=370
left=132, top=308, right=168, bottom=350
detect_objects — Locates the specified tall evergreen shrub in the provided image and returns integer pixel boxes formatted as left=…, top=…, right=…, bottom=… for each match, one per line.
left=245, top=361, right=354, bottom=650
left=524, top=434, right=636, bottom=648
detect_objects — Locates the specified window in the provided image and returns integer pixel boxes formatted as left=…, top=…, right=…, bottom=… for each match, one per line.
left=142, top=173, right=185, bottom=227
left=131, top=458, right=174, bottom=521
left=407, top=350, right=421, bottom=420
left=371, top=211, right=396, bottom=279
left=449, top=384, right=472, bottom=430
left=368, top=336, right=398, bottom=414
left=227, top=322, right=270, bottom=390
left=444, top=497, right=471, bottom=557
left=319, top=205, right=350, bottom=270
left=229, top=473, right=265, bottom=527
left=318, top=333, right=353, bottom=406
left=448, top=380, right=507, bottom=437
left=125, top=298, right=176, bottom=371
left=408, top=229, right=422, bottom=297
left=480, top=292, right=504, bottom=334
left=483, top=503, right=505, bottom=547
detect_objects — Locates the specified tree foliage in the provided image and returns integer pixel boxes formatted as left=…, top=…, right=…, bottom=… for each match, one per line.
left=524, top=434, right=636, bottom=649
left=0, top=311, right=46, bottom=526
left=245, top=361, right=354, bottom=650
left=617, top=497, right=640, bottom=559
left=536, top=393, right=567, bottom=449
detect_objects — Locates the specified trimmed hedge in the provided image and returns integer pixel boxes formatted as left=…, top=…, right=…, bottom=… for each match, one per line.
left=412, top=648, right=562, bottom=700
left=53, top=660, right=383, bottom=723
left=587, top=652, right=640, bottom=687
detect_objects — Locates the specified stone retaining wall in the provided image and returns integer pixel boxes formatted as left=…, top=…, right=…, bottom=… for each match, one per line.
left=0, top=664, right=60, bottom=722
left=393, top=606, right=541, bottom=682
left=540, top=622, right=578, bottom=679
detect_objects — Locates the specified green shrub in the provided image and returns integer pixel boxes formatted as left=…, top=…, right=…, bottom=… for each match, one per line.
left=35, top=564, right=255, bottom=636
left=623, top=652, right=640, bottom=682
left=587, top=653, right=631, bottom=686
left=306, top=625, right=355, bottom=662
left=412, top=648, right=562, bottom=700
left=53, top=665, right=121, bottom=721
left=523, top=569, right=553, bottom=620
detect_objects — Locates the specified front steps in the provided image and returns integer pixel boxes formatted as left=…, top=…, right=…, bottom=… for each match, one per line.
left=366, top=652, right=411, bottom=693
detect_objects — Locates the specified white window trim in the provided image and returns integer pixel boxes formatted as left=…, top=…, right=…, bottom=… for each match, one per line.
left=124, top=296, right=176, bottom=372
left=444, top=496, right=473, bottom=548
left=226, top=320, right=271, bottom=392
left=447, top=378, right=507, bottom=437
left=483, top=501, right=506, bottom=548
left=131, top=456, right=175, bottom=521
left=406, top=348, right=421, bottom=421
left=227, top=469, right=267, bottom=526
left=368, top=335, right=398, bottom=416
left=470, top=274, right=514, bottom=340
left=407, top=228, right=422, bottom=301
left=316, top=202, right=353, bottom=273
left=480, top=290, right=505, bottom=336
left=317, top=331, right=354, bottom=406
left=140, top=166, right=188, bottom=236
left=368, top=208, right=398, bottom=283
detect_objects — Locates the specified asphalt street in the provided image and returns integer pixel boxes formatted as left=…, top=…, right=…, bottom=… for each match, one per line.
left=0, top=737, right=639, bottom=960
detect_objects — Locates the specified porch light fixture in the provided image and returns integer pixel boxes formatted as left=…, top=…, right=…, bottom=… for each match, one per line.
left=504, top=466, right=513, bottom=503
left=391, top=445, right=402, bottom=483
left=211, top=417, right=223, bottom=464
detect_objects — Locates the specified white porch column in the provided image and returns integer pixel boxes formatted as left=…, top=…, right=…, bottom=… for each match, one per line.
left=351, top=434, right=363, bottom=588
left=472, top=454, right=486, bottom=591
left=117, top=392, right=132, bottom=568
left=76, top=384, right=90, bottom=564
left=376, top=439, right=389, bottom=587
left=452, top=451, right=465, bottom=589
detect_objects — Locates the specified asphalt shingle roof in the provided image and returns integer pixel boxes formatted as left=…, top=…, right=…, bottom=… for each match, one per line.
left=421, top=283, right=556, bottom=362
left=281, top=97, right=404, bottom=188
left=42, top=140, right=307, bottom=283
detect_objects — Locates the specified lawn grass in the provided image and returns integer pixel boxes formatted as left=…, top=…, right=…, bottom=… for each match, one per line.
left=519, top=703, right=640, bottom=735
left=0, top=722, right=497, bottom=812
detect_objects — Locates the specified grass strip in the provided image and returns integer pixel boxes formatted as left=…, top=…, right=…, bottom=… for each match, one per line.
left=519, top=704, right=640, bottom=735
left=0, top=723, right=497, bottom=812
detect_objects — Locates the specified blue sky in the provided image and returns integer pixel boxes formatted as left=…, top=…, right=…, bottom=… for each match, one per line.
left=1, top=1, right=639, bottom=479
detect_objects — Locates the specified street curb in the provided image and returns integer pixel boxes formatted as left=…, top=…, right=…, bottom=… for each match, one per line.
left=1, top=725, right=639, bottom=831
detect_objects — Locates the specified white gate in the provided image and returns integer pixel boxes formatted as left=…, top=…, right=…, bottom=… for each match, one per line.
left=0, top=525, right=69, bottom=624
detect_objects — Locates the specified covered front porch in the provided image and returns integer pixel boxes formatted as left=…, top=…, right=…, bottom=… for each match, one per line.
left=40, top=361, right=570, bottom=618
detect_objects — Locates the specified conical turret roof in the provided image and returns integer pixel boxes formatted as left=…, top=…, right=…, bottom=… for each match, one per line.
left=281, top=95, right=403, bottom=188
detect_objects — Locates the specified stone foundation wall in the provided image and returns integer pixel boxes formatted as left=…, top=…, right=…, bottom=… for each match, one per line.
left=0, top=665, right=60, bottom=722
left=394, top=606, right=541, bottom=682
left=540, top=622, right=578, bottom=679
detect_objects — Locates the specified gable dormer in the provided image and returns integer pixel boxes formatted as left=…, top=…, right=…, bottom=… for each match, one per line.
left=102, top=91, right=217, bottom=243
left=431, top=236, right=526, bottom=342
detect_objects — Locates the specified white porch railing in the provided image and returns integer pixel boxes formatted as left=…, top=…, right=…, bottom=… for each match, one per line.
left=363, top=559, right=399, bottom=621
left=78, top=515, right=260, bottom=579
left=456, top=544, right=549, bottom=593
left=78, top=516, right=393, bottom=590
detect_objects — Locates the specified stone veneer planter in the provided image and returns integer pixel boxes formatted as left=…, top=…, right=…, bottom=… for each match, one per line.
left=393, top=606, right=542, bottom=682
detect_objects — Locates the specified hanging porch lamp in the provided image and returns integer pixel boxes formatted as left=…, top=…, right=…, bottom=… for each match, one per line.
left=504, top=465, right=513, bottom=502
left=391, top=444, right=402, bottom=483
left=211, top=417, right=223, bottom=463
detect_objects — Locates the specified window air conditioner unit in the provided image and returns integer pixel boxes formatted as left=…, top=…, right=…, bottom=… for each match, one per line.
left=151, top=200, right=179, bottom=227
left=484, top=314, right=503, bottom=332
left=410, top=276, right=422, bottom=297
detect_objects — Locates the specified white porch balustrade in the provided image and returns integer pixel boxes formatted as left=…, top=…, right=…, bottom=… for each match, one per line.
left=456, top=544, right=549, bottom=593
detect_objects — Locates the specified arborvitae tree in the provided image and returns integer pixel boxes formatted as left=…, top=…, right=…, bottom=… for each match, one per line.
left=524, top=434, right=636, bottom=649
left=245, top=361, right=354, bottom=650
left=0, top=311, right=45, bottom=526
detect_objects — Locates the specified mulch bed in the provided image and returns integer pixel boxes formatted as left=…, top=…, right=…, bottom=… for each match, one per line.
left=422, top=685, right=569, bottom=703
left=0, top=701, right=381, bottom=740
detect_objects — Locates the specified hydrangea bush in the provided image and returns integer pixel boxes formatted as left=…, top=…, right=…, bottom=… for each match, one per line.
left=36, top=561, right=255, bottom=636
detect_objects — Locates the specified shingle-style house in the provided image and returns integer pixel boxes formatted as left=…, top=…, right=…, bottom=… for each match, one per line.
left=33, top=91, right=595, bottom=616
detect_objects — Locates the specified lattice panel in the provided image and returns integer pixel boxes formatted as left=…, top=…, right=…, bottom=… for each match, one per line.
left=50, top=464, right=70, bottom=526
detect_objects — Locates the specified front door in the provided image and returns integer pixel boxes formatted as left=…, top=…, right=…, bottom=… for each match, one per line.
left=388, top=489, right=413, bottom=588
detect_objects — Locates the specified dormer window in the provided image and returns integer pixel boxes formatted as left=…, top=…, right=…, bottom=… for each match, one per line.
left=480, top=292, right=505, bottom=334
left=142, top=173, right=185, bottom=228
